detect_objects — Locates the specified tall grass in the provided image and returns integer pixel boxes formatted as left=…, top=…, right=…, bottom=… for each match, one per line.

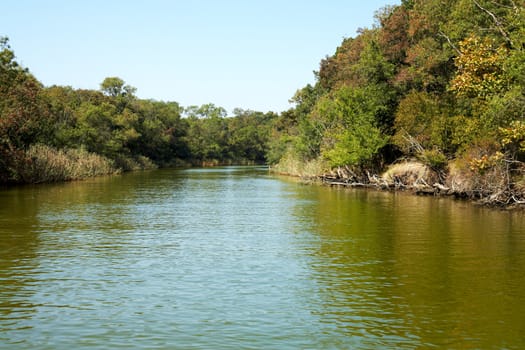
left=16, top=144, right=118, bottom=183
left=270, top=151, right=328, bottom=178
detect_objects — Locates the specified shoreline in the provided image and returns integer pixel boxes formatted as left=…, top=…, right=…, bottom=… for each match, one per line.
left=270, top=161, right=525, bottom=211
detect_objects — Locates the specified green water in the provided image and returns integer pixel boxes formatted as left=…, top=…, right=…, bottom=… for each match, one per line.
left=1, top=166, right=525, bottom=349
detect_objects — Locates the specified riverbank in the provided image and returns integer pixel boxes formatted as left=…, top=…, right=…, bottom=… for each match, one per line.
left=1, top=144, right=164, bottom=185
left=271, top=159, right=525, bottom=209
left=1, top=144, right=265, bottom=185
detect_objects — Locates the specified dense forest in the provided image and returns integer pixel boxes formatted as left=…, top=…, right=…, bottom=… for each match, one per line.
left=2, top=0, right=525, bottom=205
left=270, top=0, right=525, bottom=206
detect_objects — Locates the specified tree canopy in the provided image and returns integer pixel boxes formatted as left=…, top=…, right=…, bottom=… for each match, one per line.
left=0, top=37, right=276, bottom=183
left=273, top=1, right=525, bottom=170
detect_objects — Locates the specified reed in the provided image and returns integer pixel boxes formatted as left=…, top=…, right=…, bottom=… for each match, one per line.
left=17, top=144, right=118, bottom=183
left=271, top=152, right=328, bottom=178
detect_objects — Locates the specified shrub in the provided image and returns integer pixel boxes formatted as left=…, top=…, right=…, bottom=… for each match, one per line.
left=418, top=148, right=448, bottom=170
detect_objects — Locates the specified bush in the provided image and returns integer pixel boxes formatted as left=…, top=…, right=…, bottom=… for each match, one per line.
left=315, top=85, right=389, bottom=168
left=418, top=148, right=447, bottom=170
left=114, top=155, right=157, bottom=171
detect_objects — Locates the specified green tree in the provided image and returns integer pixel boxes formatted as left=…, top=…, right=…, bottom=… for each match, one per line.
left=100, top=76, right=136, bottom=98
left=314, top=85, right=389, bottom=167
left=265, top=109, right=299, bottom=164
left=184, top=104, right=228, bottom=163
left=290, top=85, right=325, bottom=160
left=184, top=103, right=227, bottom=119
left=131, top=99, right=188, bottom=163
left=227, top=109, right=274, bottom=163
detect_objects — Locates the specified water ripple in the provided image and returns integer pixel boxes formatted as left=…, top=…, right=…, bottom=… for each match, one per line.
left=1, top=167, right=525, bottom=349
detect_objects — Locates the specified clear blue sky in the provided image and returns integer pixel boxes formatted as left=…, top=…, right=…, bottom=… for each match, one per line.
left=2, top=0, right=399, bottom=113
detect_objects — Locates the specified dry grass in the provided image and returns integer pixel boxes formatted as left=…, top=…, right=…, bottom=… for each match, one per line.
left=448, top=156, right=519, bottom=202
left=446, top=161, right=473, bottom=194
left=382, top=160, right=438, bottom=187
left=17, top=144, right=118, bottom=183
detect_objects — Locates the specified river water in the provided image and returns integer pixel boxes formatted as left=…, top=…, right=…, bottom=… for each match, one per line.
left=1, top=166, right=525, bottom=349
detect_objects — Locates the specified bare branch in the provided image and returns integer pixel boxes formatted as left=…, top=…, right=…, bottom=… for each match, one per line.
left=400, top=129, right=425, bottom=154
left=438, top=31, right=462, bottom=56
left=472, top=0, right=514, bottom=46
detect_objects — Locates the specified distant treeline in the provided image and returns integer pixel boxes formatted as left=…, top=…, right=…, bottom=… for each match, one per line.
left=0, top=37, right=276, bottom=183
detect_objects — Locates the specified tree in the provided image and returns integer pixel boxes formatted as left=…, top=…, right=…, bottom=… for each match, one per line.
left=227, top=109, right=274, bottom=162
left=184, top=103, right=229, bottom=163
left=131, top=99, right=188, bottom=162
left=289, top=84, right=325, bottom=160
left=184, top=103, right=227, bottom=119
left=378, top=4, right=410, bottom=65
left=0, top=37, right=51, bottom=181
left=313, top=85, right=389, bottom=167
left=100, top=77, right=136, bottom=98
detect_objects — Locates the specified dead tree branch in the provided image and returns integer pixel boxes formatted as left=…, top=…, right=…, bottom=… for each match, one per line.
left=472, top=0, right=514, bottom=47
left=438, top=31, right=462, bottom=56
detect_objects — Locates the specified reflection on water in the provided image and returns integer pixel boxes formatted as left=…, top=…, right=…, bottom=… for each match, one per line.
left=292, top=186, right=525, bottom=348
left=1, top=167, right=525, bottom=349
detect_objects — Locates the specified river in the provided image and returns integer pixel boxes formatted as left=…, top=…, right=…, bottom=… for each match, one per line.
left=1, top=166, right=525, bottom=349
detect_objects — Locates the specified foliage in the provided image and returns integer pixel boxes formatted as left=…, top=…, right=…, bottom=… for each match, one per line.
left=393, top=91, right=442, bottom=151
left=100, top=77, right=136, bottom=98
left=313, top=85, right=389, bottom=167
left=271, top=1, right=525, bottom=161
left=418, top=148, right=448, bottom=170
left=4, top=0, right=525, bottom=204
left=468, top=151, right=504, bottom=174
left=265, top=0, right=525, bottom=204
left=500, top=120, right=525, bottom=158
left=450, top=35, right=508, bottom=98
left=183, top=108, right=276, bottom=165
left=0, top=36, right=53, bottom=182
left=0, top=37, right=276, bottom=183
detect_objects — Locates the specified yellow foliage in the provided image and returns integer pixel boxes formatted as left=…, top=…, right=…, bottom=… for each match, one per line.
left=450, top=35, right=508, bottom=98
left=469, top=151, right=504, bottom=173
left=500, top=121, right=525, bottom=152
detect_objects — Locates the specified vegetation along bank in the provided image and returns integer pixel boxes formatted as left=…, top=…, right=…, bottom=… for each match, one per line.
left=2, top=0, right=525, bottom=207
left=269, top=0, right=525, bottom=208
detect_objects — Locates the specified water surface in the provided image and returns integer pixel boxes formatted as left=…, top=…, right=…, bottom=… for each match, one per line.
left=1, top=166, right=525, bottom=349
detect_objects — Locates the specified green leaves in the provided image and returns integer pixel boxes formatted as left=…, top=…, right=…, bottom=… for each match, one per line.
left=315, top=85, right=389, bottom=167
left=184, top=107, right=275, bottom=164
left=100, top=77, right=136, bottom=98
left=269, top=0, right=525, bottom=183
